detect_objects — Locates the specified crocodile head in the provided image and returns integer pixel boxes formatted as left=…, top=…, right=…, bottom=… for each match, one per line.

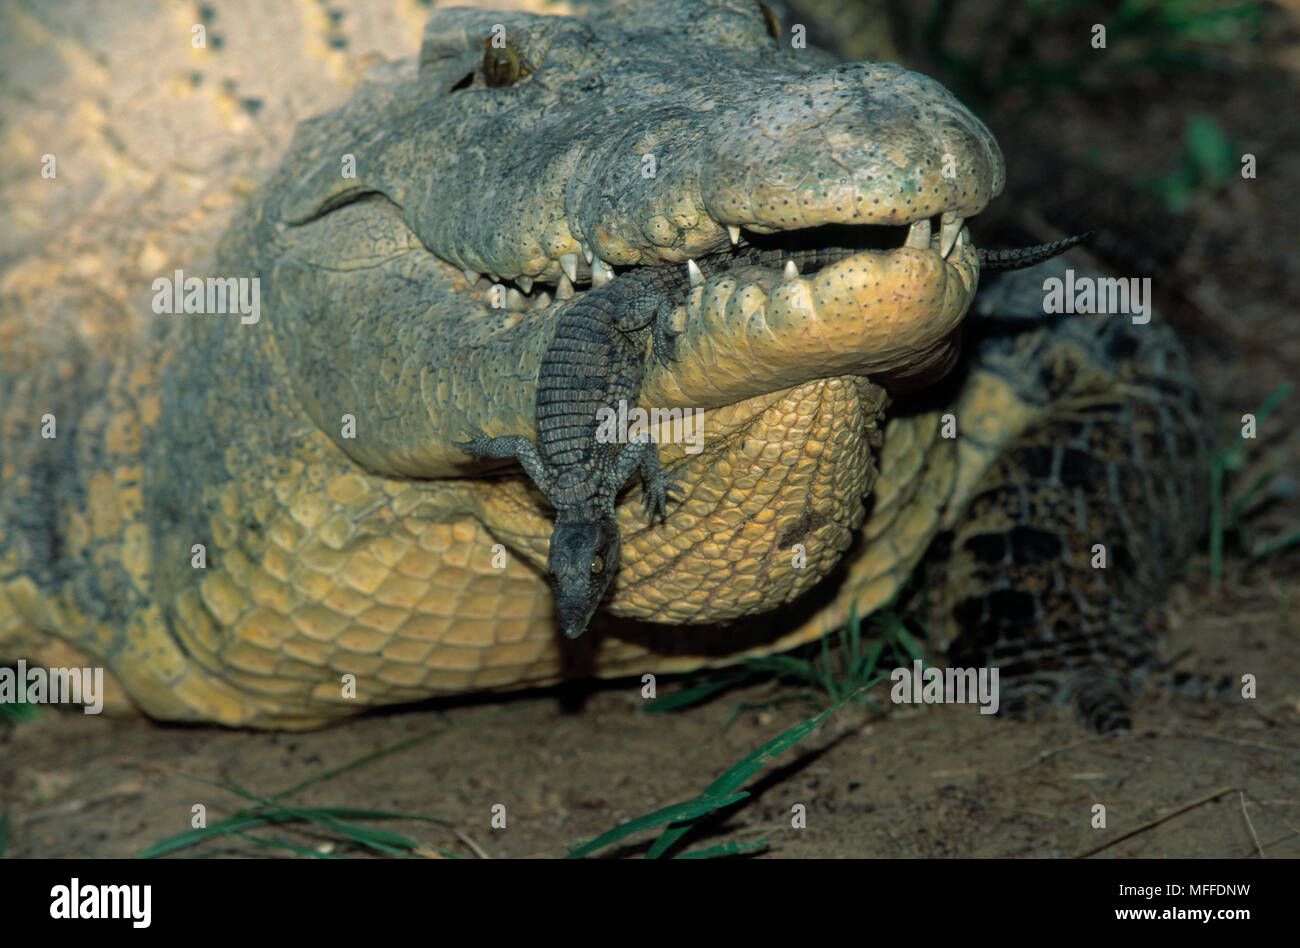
left=548, top=515, right=621, bottom=639
left=247, top=0, right=1007, bottom=632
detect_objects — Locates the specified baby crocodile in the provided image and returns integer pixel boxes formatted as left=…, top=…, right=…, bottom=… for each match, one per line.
left=458, top=268, right=685, bottom=638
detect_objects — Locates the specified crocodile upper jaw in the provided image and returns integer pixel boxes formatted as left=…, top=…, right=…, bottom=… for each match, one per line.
left=278, top=3, right=1003, bottom=323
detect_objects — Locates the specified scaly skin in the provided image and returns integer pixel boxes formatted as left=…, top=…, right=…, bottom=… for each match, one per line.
left=0, top=1, right=1206, bottom=730
left=458, top=268, right=683, bottom=639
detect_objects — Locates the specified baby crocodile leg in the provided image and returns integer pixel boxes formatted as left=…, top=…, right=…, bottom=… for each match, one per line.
left=456, top=432, right=559, bottom=502
left=604, top=432, right=675, bottom=522
left=590, top=265, right=692, bottom=368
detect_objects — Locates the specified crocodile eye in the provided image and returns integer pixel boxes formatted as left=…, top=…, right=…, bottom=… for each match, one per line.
left=757, top=2, right=781, bottom=42
left=590, top=556, right=604, bottom=575
left=482, top=35, right=528, bottom=88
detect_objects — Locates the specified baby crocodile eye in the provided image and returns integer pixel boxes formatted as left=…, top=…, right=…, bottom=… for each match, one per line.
left=590, top=556, right=604, bottom=575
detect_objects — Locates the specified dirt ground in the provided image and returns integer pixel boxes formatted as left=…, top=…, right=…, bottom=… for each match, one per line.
left=2, top=0, right=1297, bottom=858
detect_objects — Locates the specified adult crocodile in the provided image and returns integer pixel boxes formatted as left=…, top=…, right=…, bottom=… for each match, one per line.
left=0, top=0, right=1207, bottom=730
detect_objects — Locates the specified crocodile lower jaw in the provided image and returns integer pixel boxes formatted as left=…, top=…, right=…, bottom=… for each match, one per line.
left=645, top=238, right=980, bottom=409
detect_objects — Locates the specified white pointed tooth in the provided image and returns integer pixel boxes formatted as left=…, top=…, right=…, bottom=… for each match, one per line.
left=783, top=259, right=798, bottom=282
left=582, top=245, right=594, bottom=264
left=556, top=274, right=575, bottom=299
left=591, top=257, right=614, bottom=286
left=559, top=252, right=579, bottom=282
left=687, top=258, right=704, bottom=287
left=904, top=218, right=931, bottom=250
left=516, top=275, right=533, bottom=294
left=487, top=269, right=501, bottom=283
left=505, top=288, right=528, bottom=310
left=461, top=268, right=479, bottom=284
left=939, top=213, right=964, bottom=258
left=726, top=225, right=741, bottom=246
left=533, top=291, right=551, bottom=309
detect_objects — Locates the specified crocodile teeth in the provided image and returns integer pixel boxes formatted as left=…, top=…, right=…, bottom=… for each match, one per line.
left=904, top=219, right=931, bottom=250
left=505, top=288, right=528, bottom=311
left=461, top=268, right=479, bottom=284
left=556, top=274, right=575, bottom=299
left=516, top=275, right=533, bottom=294
left=726, top=225, right=741, bottom=246
left=582, top=245, right=594, bottom=265
left=687, top=258, right=704, bottom=287
left=533, top=291, right=551, bottom=310
left=939, top=212, right=964, bottom=258
left=783, top=259, right=798, bottom=282
left=559, top=252, right=579, bottom=282
left=591, top=256, right=614, bottom=287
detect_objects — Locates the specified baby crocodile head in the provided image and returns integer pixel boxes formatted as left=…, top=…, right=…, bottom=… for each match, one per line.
left=548, top=515, right=621, bottom=638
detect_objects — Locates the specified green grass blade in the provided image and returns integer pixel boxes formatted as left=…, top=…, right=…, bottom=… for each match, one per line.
left=1210, top=455, right=1226, bottom=583
left=744, top=654, right=817, bottom=679
left=645, top=688, right=861, bottom=858
left=1211, top=382, right=1294, bottom=580
left=564, top=792, right=750, bottom=859
left=146, top=775, right=450, bottom=858
left=676, top=840, right=769, bottom=859
left=859, top=634, right=888, bottom=681
left=144, top=714, right=507, bottom=858
left=146, top=804, right=427, bottom=859
left=845, top=606, right=863, bottom=683
left=1246, top=531, right=1300, bottom=565
left=266, top=720, right=459, bottom=803
left=231, top=831, right=344, bottom=858
left=643, top=671, right=756, bottom=713
left=889, top=617, right=924, bottom=663
left=819, top=627, right=840, bottom=702
left=142, top=810, right=312, bottom=858
left=1252, top=382, right=1293, bottom=426
left=1229, top=465, right=1282, bottom=534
